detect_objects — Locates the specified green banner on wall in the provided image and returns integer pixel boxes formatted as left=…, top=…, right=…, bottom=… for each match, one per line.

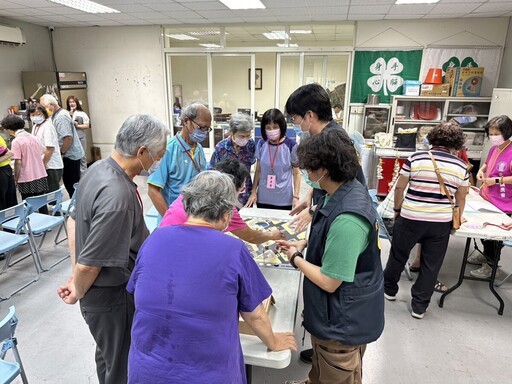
left=350, top=50, right=423, bottom=104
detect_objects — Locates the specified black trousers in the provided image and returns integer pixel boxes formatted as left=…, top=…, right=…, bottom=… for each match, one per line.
left=0, top=165, right=18, bottom=210
left=62, top=157, right=81, bottom=198
left=481, top=214, right=510, bottom=266
left=80, top=285, right=134, bottom=384
left=384, top=217, right=452, bottom=313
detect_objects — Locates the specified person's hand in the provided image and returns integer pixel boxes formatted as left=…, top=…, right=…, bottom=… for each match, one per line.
left=276, top=239, right=307, bottom=258
left=292, top=196, right=300, bottom=209
left=393, top=211, right=400, bottom=221
left=289, top=199, right=310, bottom=216
left=244, top=193, right=257, bottom=208
left=476, top=170, right=485, bottom=181
left=57, top=275, right=79, bottom=305
left=289, top=208, right=313, bottom=233
left=268, top=332, right=297, bottom=352
left=483, top=178, right=497, bottom=186
left=268, top=228, right=286, bottom=241
left=73, top=120, right=78, bottom=128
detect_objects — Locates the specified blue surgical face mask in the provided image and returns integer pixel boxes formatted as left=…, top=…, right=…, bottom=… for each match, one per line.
left=293, top=115, right=311, bottom=141
left=301, top=170, right=324, bottom=190
left=190, top=127, right=208, bottom=143
left=31, top=116, right=45, bottom=125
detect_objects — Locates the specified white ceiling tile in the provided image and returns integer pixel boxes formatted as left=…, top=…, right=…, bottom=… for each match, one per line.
left=423, top=13, right=466, bottom=18
left=182, top=2, right=231, bottom=11
left=464, top=11, right=507, bottom=17
left=349, top=5, right=392, bottom=14
left=388, top=4, right=435, bottom=15
left=347, top=14, right=386, bottom=20
left=7, top=0, right=53, bottom=7
left=264, top=0, right=309, bottom=7
left=384, top=14, right=426, bottom=19
left=429, top=3, right=481, bottom=14
left=145, top=3, right=188, bottom=12
left=243, top=16, right=279, bottom=22
left=110, top=4, right=154, bottom=13
left=474, top=2, right=512, bottom=12
left=350, top=0, right=395, bottom=4
left=162, top=10, right=204, bottom=19
left=34, top=6, right=85, bottom=15
left=309, top=6, right=349, bottom=15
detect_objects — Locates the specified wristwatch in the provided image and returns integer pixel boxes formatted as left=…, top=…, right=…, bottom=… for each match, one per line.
left=308, top=207, right=315, bottom=216
left=290, top=251, right=304, bottom=269
left=495, top=178, right=500, bottom=184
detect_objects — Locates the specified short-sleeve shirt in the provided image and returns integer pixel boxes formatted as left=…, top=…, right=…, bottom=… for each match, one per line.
left=321, top=211, right=372, bottom=283
left=209, top=137, right=256, bottom=205
left=74, top=157, right=149, bottom=287
left=0, top=137, right=9, bottom=167
left=255, top=137, right=297, bottom=206
left=400, top=149, right=470, bottom=222
left=32, top=119, right=64, bottom=170
left=148, top=132, right=206, bottom=221
left=159, top=194, right=247, bottom=232
left=127, top=225, right=271, bottom=384
left=51, top=108, right=84, bottom=160
left=11, top=130, right=47, bottom=183
left=71, top=110, right=90, bottom=140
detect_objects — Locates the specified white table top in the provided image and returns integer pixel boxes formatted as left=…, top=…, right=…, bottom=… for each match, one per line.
left=239, top=207, right=293, bottom=221
left=455, top=188, right=512, bottom=241
left=240, top=267, right=301, bottom=369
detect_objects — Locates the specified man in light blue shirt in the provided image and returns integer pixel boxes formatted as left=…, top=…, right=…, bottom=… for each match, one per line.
left=148, top=103, right=209, bottom=223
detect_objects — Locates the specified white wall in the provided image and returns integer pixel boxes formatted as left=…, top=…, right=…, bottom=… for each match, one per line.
left=0, top=18, right=53, bottom=111
left=52, top=26, right=166, bottom=159
left=497, top=18, right=512, bottom=88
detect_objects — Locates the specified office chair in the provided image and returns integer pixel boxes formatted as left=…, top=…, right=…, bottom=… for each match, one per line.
left=0, top=203, right=41, bottom=301
left=0, top=306, right=29, bottom=383
left=368, top=189, right=412, bottom=281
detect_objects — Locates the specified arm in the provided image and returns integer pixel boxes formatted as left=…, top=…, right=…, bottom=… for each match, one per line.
left=393, top=174, right=409, bottom=220
left=14, top=159, right=21, bottom=182
left=74, top=121, right=90, bottom=130
left=240, top=304, right=297, bottom=352
left=292, top=166, right=301, bottom=208
left=73, top=263, right=101, bottom=299
left=67, top=217, right=77, bottom=268
left=454, top=185, right=468, bottom=220
left=43, top=146, right=55, bottom=166
left=0, top=148, right=12, bottom=163
left=60, top=136, right=72, bottom=154
left=245, top=160, right=261, bottom=208
left=231, top=226, right=285, bottom=244
left=290, top=187, right=313, bottom=216
left=148, top=184, right=168, bottom=217
left=476, top=163, right=487, bottom=181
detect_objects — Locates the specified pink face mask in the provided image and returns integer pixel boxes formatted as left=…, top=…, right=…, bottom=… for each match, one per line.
left=489, top=135, right=505, bottom=146
left=266, top=129, right=281, bottom=141
left=233, top=137, right=249, bottom=147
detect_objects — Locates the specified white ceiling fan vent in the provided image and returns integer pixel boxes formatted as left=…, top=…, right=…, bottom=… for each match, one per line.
left=0, top=25, right=26, bottom=46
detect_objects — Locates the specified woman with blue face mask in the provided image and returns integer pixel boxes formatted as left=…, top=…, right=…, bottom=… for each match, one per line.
left=28, top=103, right=64, bottom=192
left=245, top=108, right=301, bottom=210
left=209, top=112, right=256, bottom=206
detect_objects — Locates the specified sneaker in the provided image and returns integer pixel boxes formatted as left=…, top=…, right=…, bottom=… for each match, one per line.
left=470, top=263, right=494, bottom=279
left=299, top=349, right=313, bottom=364
left=467, top=253, right=487, bottom=265
left=384, top=293, right=396, bottom=301
left=285, top=380, right=308, bottom=384
left=411, top=310, right=425, bottom=319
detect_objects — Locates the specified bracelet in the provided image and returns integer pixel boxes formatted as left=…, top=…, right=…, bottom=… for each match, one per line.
left=290, top=251, right=304, bottom=269
left=500, top=176, right=504, bottom=185
left=308, top=207, right=315, bottom=216
left=293, top=195, right=299, bottom=199
left=393, top=208, right=401, bottom=212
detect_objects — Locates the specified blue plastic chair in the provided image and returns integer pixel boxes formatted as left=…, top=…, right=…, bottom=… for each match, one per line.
left=146, top=205, right=159, bottom=218
left=0, top=203, right=40, bottom=301
left=0, top=306, right=28, bottom=383
left=3, top=187, right=67, bottom=271
left=52, top=183, right=78, bottom=244
left=144, top=215, right=158, bottom=234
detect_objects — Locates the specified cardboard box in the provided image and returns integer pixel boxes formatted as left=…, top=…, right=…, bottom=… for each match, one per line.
left=402, top=80, right=422, bottom=96
left=239, top=295, right=275, bottom=335
left=445, top=67, right=484, bottom=97
left=420, top=84, right=451, bottom=97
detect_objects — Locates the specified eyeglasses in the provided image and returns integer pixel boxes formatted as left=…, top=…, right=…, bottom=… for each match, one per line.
left=191, top=119, right=212, bottom=133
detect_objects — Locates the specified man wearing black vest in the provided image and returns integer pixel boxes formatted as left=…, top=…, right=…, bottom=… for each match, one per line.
left=278, top=129, right=384, bottom=384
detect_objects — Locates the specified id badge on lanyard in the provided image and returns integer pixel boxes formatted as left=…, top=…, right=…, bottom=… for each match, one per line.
left=266, top=141, right=279, bottom=189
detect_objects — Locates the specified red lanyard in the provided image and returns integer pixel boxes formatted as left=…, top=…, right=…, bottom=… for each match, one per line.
left=267, top=141, right=280, bottom=173
left=135, top=188, right=143, bottom=209
left=177, top=134, right=201, bottom=173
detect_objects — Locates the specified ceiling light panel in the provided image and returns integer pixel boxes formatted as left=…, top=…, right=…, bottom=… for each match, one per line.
left=262, top=31, right=289, bottom=40
left=48, top=0, right=120, bottom=14
left=166, top=34, right=199, bottom=40
left=199, top=43, right=222, bottom=48
left=395, top=0, right=439, bottom=4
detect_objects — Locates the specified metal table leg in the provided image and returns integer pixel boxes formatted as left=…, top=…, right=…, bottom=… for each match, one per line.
left=245, top=364, right=252, bottom=384
left=488, top=247, right=504, bottom=315
left=439, top=237, right=471, bottom=308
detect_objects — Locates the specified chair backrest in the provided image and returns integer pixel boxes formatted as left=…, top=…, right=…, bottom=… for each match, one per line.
left=0, top=203, right=28, bottom=234
left=25, top=187, right=65, bottom=215
left=0, top=306, right=18, bottom=359
left=53, top=183, right=78, bottom=217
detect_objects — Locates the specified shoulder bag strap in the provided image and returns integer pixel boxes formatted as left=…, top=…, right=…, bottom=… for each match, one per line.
left=428, top=151, right=455, bottom=207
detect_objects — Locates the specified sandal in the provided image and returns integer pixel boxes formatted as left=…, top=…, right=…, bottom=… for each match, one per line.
left=434, top=280, right=448, bottom=293
left=407, top=263, right=420, bottom=273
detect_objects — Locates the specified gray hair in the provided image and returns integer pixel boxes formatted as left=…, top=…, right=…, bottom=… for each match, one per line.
left=181, top=103, right=208, bottom=121
left=40, top=94, right=59, bottom=107
left=114, top=114, right=169, bottom=157
left=182, top=171, right=238, bottom=223
left=229, top=112, right=253, bottom=133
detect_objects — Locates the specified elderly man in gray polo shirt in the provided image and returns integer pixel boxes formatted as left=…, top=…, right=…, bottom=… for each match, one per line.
left=40, top=94, right=84, bottom=197
left=57, top=114, right=168, bottom=384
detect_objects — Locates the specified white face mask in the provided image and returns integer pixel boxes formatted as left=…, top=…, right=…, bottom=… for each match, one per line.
left=489, top=135, right=505, bottom=146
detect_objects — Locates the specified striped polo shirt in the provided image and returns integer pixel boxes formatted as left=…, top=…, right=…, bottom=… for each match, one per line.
left=400, top=149, right=469, bottom=222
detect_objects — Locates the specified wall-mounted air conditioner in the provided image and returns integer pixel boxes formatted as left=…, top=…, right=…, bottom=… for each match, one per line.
left=0, top=25, right=25, bottom=46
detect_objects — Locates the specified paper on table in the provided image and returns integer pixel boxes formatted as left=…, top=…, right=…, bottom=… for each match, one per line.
left=465, top=200, right=503, bottom=213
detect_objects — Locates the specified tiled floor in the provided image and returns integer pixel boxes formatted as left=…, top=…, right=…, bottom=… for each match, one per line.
left=1, top=176, right=511, bottom=383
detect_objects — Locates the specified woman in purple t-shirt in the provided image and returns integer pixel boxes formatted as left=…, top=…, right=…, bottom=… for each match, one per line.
left=471, top=115, right=512, bottom=279
left=127, top=171, right=296, bottom=384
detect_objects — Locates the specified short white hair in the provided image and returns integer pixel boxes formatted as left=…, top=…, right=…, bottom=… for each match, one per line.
left=40, top=94, right=60, bottom=107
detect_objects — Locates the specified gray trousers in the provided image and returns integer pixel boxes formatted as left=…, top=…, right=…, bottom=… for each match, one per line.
left=46, top=168, right=63, bottom=192
left=80, top=285, right=134, bottom=384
